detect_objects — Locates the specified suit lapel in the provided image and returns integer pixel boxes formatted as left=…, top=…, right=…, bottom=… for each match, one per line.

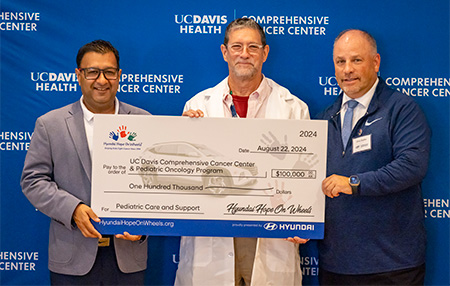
left=118, top=101, right=129, bottom=115
left=66, top=102, right=92, bottom=182
left=64, top=100, right=133, bottom=182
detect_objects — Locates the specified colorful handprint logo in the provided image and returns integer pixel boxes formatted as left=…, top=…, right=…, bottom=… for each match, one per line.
left=109, top=125, right=138, bottom=141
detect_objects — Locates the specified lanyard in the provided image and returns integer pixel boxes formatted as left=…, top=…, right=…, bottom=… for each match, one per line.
left=230, top=102, right=238, bottom=118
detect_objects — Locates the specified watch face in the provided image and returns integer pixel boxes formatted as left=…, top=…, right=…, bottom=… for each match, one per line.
left=350, top=176, right=359, bottom=185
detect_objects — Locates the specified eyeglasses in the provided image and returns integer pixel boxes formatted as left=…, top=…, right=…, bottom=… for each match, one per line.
left=78, top=67, right=119, bottom=80
left=227, top=43, right=264, bottom=54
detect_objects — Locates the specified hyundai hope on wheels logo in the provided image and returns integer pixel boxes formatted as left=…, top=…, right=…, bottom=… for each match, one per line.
left=263, top=222, right=278, bottom=231
left=109, top=125, right=138, bottom=142
left=103, top=124, right=143, bottom=151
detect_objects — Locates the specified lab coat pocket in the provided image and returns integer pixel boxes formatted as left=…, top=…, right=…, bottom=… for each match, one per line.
left=192, top=237, right=214, bottom=267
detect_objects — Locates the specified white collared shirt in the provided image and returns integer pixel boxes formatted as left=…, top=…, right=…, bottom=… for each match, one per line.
left=340, top=78, right=379, bottom=130
left=80, top=96, right=119, bottom=159
left=222, top=76, right=272, bottom=118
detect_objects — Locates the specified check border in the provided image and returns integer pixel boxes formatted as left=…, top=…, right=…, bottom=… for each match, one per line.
left=94, top=218, right=324, bottom=239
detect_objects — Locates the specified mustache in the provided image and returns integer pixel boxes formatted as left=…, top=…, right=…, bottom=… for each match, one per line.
left=235, top=61, right=254, bottom=66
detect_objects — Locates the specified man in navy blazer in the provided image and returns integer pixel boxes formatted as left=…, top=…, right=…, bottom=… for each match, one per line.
left=317, top=30, right=430, bottom=285
left=21, top=40, right=149, bottom=285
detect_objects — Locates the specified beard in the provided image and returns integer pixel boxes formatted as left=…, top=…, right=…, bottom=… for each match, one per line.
left=231, top=63, right=258, bottom=79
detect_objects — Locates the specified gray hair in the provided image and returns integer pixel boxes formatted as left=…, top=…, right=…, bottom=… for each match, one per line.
left=224, top=17, right=266, bottom=46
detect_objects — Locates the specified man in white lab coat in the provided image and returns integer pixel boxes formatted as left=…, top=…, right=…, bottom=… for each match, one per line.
left=175, top=18, right=310, bottom=286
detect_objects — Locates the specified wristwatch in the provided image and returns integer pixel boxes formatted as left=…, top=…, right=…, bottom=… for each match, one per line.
left=349, top=175, right=360, bottom=195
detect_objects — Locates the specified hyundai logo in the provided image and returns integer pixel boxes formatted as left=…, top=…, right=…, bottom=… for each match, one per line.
left=263, top=222, right=278, bottom=231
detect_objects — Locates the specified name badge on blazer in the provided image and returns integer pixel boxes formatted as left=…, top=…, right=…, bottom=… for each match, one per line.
left=353, top=134, right=372, bottom=154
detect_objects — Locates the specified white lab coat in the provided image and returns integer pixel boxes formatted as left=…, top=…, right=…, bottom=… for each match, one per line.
left=181, top=77, right=309, bottom=120
left=175, top=77, right=310, bottom=286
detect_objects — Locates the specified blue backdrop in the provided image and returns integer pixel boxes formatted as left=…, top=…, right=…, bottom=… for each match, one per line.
left=1, top=1, right=449, bottom=285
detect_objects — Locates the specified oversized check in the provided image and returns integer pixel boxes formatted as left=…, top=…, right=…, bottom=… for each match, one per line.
left=91, top=115, right=327, bottom=239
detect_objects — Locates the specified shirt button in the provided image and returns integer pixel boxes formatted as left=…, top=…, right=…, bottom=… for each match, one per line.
left=228, top=252, right=234, bottom=257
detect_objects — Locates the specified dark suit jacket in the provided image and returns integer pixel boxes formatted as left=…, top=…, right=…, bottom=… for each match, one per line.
left=21, top=100, right=150, bottom=275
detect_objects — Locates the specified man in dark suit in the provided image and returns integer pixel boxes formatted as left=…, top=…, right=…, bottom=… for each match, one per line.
left=21, top=40, right=149, bottom=285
